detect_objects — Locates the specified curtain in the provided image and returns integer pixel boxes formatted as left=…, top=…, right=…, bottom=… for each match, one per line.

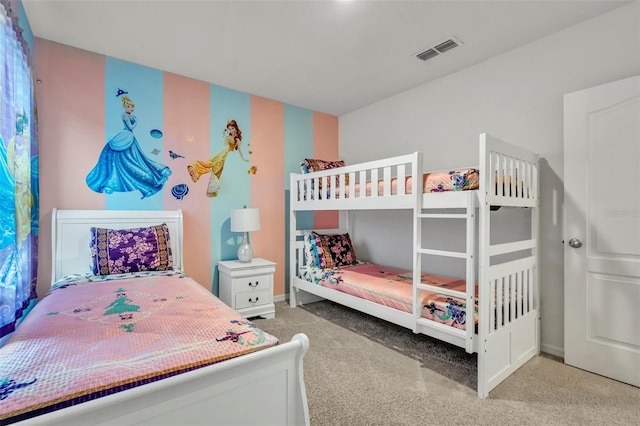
left=0, top=1, right=38, bottom=338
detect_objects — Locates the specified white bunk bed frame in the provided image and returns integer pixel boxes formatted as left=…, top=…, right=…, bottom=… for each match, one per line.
left=289, top=133, right=540, bottom=398
left=15, top=208, right=310, bottom=426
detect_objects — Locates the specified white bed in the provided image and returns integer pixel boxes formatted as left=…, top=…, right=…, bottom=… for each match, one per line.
left=9, top=208, right=310, bottom=426
left=289, top=133, right=540, bottom=398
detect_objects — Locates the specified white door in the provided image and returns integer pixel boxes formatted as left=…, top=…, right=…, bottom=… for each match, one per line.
left=564, top=75, right=640, bottom=387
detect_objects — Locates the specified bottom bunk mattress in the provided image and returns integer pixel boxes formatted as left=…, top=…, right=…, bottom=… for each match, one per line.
left=0, top=271, right=278, bottom=423
left=303, top=263, right=477, bottom=329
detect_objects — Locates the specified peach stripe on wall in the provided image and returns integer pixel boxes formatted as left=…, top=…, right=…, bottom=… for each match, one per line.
left=34, top=38, right=106, bottom=295
left=250, top=97, right=285, bottom=296
left=163, top=73, right=212, bottom=289
left=313, top=111, right=340, bottom=229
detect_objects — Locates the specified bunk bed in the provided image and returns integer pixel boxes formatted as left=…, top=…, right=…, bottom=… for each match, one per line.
left=289, top=133, right=540, bottom=398
left=1, top=209, right=310, bottom=425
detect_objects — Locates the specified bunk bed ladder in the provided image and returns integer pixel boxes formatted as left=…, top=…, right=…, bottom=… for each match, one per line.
left=413, top=191, right=477, bottom=354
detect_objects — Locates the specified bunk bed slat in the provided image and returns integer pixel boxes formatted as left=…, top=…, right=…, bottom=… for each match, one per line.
left=417, top=248, right=469, bottom=259
left=358, top=170, right=366, bottom=198
left=397, top=164, right=406, bottom=196
left=383, top=166, right=391, bottom=196
left=488, top=239, right=536, bottom=257
left=416, top=283, right=465, bottom=299
left=349, top=172, right=356, bottom=199
left=418, top=213, right=467, bottom=219
left=510, top=273, right=516, bottom=324
left=490, top=279, right=496, bottom=332
left=371, top=169, right=379, bottom=196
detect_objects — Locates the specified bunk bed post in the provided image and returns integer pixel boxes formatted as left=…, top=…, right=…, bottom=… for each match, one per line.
left=412, top=152, right=423, bottom=332
left=532, top=155, right=541, bottom=356
left=477, top=134, right=491, bottom=398
left=465, top=191, right=477, bottom=354
left=289, top=173, right=298, bottom=308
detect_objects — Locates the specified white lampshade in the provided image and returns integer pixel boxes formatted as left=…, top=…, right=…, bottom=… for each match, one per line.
left=230, top=208, right=261, bottom=232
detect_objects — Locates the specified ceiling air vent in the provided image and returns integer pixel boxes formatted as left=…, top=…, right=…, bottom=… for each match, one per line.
left=415, top=36, right=463, bottom=62
left=416, top=48, right=439, bottom=62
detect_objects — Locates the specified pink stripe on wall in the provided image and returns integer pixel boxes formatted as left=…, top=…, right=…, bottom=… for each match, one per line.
left=34, top=38, right=106, bottom=294
left=163, top=73, right=212, bottom=289
left=250, top=97, right=285, bottom=296
left=313, top=111, right=340, bottom=229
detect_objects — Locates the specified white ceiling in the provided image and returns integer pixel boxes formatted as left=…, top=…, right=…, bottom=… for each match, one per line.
left=23, top=0, right=630, bottom=116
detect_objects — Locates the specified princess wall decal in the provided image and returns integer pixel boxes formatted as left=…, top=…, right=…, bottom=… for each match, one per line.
left=187, top=120, right=256, bottom=197
left=86, top=94, right=171, bottom=199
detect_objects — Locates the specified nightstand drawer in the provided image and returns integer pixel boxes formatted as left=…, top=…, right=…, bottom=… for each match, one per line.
left=235, top=275, right=272, bottom=293
left=235, top=289, right=272, bottom=309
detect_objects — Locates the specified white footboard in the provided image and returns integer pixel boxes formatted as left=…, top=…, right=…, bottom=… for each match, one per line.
left=17, top=334, right=310, bottom=426
left=478, top=257, right=539, bottom=397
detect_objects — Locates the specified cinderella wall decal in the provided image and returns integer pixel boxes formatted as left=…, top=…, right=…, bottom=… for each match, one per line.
left=187, top=120, right=256, bottom=197
left=86, top=94, right=171, bottom=199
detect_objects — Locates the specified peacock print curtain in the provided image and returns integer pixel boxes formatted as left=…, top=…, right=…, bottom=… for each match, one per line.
left=0, top=1, right=38, bottom=338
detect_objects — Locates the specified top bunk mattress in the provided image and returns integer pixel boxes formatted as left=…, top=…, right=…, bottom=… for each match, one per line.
left=0, top=271, right=278, bottom=423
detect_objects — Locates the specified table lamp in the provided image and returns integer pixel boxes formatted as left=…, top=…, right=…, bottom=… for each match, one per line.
left=230, top=206, right=261, bottom=263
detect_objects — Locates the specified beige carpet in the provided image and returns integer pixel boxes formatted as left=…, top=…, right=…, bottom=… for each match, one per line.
left=253, top=300, right=640, bottom=426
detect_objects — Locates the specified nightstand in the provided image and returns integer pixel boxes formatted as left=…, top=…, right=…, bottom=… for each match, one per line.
left=218, top=258, right=276, bottom=319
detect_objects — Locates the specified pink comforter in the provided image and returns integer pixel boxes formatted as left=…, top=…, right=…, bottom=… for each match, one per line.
left=0, top=271, right=278, bottom=422
left=306, top=263, right=478, bottom=329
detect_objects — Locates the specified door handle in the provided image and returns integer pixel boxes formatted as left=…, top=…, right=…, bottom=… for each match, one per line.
left=568, top=238, right=583, bottom=249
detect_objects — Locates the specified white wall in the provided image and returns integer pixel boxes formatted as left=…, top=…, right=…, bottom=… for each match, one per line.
left=339, top=3, right=640, bottom=357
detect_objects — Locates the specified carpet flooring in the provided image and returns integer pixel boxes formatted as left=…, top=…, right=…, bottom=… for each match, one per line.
left=253, top=300, right=640, bottom=426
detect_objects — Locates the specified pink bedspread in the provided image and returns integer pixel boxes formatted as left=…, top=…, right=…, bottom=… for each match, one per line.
left=0, top=271, right=278, bottom=422
left=304, top=263, right=478, bottom=329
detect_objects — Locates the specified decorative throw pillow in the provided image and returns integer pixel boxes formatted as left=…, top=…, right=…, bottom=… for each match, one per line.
left=301, top=158, right=349, bottom=190
left=303, top=230, right=317, bottom=268
left=90, top=223, right=173, bottom=275
left=311, top=231, right=357, bottom=269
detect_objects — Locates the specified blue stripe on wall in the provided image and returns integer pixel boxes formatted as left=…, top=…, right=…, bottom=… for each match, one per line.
left=283, top=105, right=314, bottom=292
left=284, top=105, right=313, bottom=229
left=210, top=85, right=251, bottom=295
left=104, top=59, right=165, bottom=210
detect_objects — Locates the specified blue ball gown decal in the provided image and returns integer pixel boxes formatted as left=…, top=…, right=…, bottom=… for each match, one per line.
left=86, top=95, right=171, bottom=199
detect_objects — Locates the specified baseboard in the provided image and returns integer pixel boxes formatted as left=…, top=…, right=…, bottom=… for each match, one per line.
left=277, top=292, right=325, bottom=305
left=541, top=342, right=564, bottom=358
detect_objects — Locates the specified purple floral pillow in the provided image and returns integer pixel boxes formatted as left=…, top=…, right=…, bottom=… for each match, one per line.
left=311, top=231, right=357, bottom=269
left=90, top=223, right=173, bottom=275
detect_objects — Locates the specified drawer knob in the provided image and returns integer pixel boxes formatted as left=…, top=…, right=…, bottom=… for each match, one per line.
left=248, top=281, right=259, bottom=288
left=249, top=297, right=259, bottom=304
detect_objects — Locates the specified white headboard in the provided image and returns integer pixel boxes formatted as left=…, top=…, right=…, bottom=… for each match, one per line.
left=51, top=209, right=184, bottom=283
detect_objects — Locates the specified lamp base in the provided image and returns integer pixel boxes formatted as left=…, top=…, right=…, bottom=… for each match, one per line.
left=237, top=233, right=253, bottom=263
